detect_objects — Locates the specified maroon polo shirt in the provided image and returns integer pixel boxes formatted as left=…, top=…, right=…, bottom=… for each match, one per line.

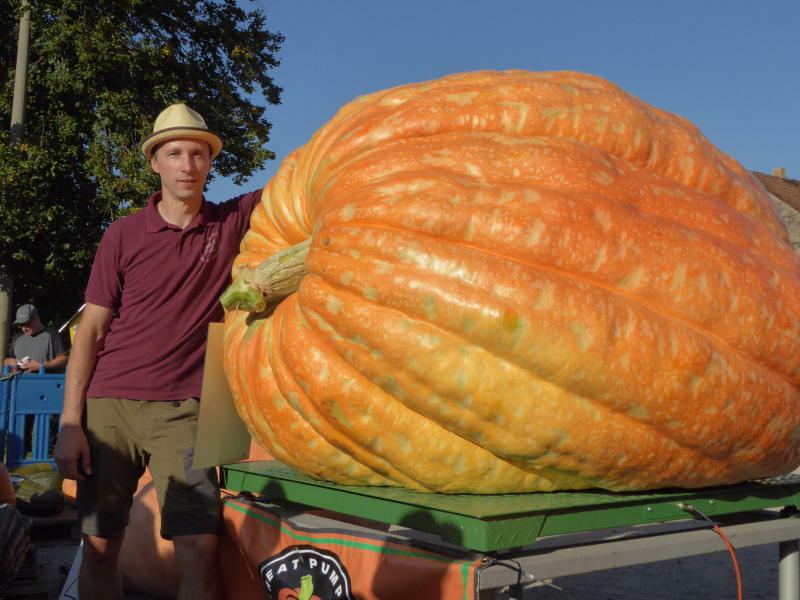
left=85, top=190, right=261, bottom=401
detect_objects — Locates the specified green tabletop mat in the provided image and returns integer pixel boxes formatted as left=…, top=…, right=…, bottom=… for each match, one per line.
left=221, top=460, right=800, bottom=552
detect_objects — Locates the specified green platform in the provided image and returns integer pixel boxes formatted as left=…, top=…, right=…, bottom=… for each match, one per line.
left=221, top=460, right=800, bottom=553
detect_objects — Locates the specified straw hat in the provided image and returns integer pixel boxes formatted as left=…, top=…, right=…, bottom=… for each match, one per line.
left=141, top=103, right=223, bottom=159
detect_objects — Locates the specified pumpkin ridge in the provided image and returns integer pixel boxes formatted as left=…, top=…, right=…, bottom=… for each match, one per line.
left=330, top=176, right=798, bottom=287
left=269, top=298, right=444, bottom=490
left=303, top=232, right=800, bottom=474
left=231, top=312, right=347, bottom=480
left=223, top=311, right=260, bottom=433
left=297, top=274, right=775, bottom=490
left=298, top=303, right=574, bottom=491
left=295, top=72, right=780, bottom=238
left=313, top=132, right=792, bottom=273
left=224, top=312, right=312, bottom=474
left=298, top=267, right=779, bottom=463
left=234, top=303, right=395, bottom=486
left=291, top=302, right=585, bottom=492
left=317, top=182, right=794, bottom=284
left=306, top=220, right=799, bottom=391
left=286, top=303, right=556, bottom=491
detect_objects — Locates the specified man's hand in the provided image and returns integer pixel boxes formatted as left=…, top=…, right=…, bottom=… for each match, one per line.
left=54, top=425, right=92, bottom=481
left=20, top=359, right=42, bottom=373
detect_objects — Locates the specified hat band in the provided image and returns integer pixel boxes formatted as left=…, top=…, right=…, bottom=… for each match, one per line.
left=142, top=125, right=221, bottom=145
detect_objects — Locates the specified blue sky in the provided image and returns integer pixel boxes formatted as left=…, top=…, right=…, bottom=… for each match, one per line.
left=206, top=0, right=800, bottom=200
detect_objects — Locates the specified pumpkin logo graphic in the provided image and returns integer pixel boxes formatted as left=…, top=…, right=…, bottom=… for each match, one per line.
left=259, top=545, right=354, bottom=600
left=277, top=575, right=319, bottom=600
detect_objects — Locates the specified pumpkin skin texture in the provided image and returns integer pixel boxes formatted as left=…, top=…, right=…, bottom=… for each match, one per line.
left=224, top=70, right=800, bottom=493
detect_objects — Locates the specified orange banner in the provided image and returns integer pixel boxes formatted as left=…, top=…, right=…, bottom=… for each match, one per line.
left=220, top=497, right=482, bottom=600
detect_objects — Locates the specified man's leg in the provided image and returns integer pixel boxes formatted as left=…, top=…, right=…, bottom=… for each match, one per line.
left=77, top=398, right=146, bottom=599
left=79, top=532, right=125, bottom=600
left=173, top=533, right=222, bottom=600
left=144, top=399, right=222, bottom=598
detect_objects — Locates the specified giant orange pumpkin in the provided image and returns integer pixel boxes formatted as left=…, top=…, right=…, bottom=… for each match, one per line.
left=222, top=70, right=800, bottom=493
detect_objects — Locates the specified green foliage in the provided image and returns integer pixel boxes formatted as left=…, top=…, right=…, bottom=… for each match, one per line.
left=0, top=0, right=283, bottom=327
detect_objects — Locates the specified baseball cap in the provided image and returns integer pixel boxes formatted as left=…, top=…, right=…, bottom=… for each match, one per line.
left=13, top=304, right=38, bottom=325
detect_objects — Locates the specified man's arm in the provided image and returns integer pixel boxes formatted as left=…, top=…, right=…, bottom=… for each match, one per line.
left=53, top=303, right=114, bottom=481
left=19, top=353, right=69, bottom=373
left=44, top=353, right=69, bottom=371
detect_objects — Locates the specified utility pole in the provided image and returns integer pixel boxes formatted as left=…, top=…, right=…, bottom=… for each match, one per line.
left=10, top=0, right=30, bottom=144
left=2, top=0, right=32, bottom=361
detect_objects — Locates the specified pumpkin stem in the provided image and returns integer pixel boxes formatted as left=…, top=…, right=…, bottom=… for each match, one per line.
left=219, top=277, right=267, bottom=313
left=220, top=238, right=311, bottom=313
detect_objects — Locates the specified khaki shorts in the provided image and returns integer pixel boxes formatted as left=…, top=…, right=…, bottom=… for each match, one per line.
left=77, top=397, right=220, bottom=539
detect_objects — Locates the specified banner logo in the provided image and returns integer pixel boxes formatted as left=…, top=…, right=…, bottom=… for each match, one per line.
left=259, top=545, right=354, bottom=600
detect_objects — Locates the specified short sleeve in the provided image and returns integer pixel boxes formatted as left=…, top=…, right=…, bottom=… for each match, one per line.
left=217, top=189, right=262, bottom=238
left=50, top=329, right=68, bottom=355
left=7, top=334, right=18, bottom=359
left=238, top=189, right=262, bottom=224
left=84, top=224, right=124, bottom=310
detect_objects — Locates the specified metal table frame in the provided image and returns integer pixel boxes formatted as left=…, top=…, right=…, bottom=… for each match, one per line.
left=475, top=510, right=800, bottom=599
left=222, top=461, right=800, bottom=598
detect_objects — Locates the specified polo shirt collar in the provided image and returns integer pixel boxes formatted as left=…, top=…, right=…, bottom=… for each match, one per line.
left=144, top=192, right=211, bottom=232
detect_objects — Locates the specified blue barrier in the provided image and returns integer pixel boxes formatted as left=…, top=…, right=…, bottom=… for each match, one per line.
left=1, top=366, right=65, bottom=468
left=0, top=369, right=13, bottom=450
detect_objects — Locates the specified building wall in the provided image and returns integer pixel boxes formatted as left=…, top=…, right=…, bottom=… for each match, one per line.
left=771, top=195, right=800, bottom=254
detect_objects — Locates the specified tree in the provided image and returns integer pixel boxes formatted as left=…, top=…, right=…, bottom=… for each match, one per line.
left=0, top=0, right=283, bottom=328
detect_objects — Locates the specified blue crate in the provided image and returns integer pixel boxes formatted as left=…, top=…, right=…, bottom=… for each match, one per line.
left=1, top=366, right=65, bottom=468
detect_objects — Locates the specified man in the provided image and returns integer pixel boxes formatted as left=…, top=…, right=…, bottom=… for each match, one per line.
left=53, top=103, right=262, bottom=600
left=3, top=304, right=68, bottom=373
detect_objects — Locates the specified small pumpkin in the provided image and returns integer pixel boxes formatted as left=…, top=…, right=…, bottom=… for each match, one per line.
left=223, top=70, right=800, bottom=493
left=12, top=463, right=64, bottom=515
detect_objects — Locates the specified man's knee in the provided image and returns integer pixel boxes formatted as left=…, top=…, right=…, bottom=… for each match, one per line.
left=81, top=533, right=124, bottom=567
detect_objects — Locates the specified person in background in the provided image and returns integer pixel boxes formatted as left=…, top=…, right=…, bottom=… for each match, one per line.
left=3, top=303, right=68, bottom=373
left=53, top=103, right=263, bottom=600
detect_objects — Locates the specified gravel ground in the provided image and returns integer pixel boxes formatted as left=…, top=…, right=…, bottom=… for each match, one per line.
left=6, top=509, right=163, bottom=600
left=24, top=538, right=163, bottom=600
